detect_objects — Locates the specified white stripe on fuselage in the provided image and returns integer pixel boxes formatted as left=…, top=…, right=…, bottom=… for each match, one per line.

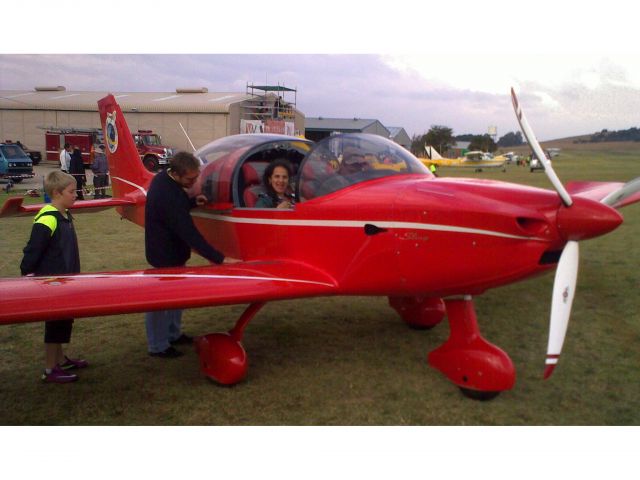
left=106, top=177, right=541, bottom=241
left=192, top=212, right=543, bottom=241
left=111, top=176, right=147, bottom=195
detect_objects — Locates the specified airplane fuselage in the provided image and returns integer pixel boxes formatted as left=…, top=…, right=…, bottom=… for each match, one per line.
left=182, top=174, right=565, bottom=298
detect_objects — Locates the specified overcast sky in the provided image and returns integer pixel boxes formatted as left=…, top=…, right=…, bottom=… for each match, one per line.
left=2, top=1, right=639, bottom=141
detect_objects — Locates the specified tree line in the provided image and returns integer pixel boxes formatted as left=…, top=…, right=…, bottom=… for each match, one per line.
left=576, top=127, right=640, bottom=143
left=410, top=126, right=524, bottom=157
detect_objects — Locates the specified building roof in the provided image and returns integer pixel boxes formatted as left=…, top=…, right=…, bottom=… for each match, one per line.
left=386, top=126, right=405, bottom=137
left=0, top=89, right=258, bottom=113
left=305, top=117, right=387, bottom=133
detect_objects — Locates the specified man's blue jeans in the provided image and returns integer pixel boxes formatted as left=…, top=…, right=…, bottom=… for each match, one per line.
left=145, top=309, right=183, bottom=353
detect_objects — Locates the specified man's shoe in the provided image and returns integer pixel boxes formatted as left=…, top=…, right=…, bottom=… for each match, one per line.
left=60, top=355, right=89, bottom=370
left=170, top=334, right=193, bottom=346
left=41, top=366, right=78, bottom=384
left=148, top=346, right=184, bottom=358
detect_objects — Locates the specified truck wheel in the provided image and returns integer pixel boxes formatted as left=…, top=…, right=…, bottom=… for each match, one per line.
left=143, top=156, right=159, bottom=172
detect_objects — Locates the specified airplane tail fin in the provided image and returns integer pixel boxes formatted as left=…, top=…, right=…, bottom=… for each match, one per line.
left=97, top=95, right=153, bottom=198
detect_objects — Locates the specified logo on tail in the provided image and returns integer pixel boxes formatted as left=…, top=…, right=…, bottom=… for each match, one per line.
left=106, top=111, right=119, bottom=153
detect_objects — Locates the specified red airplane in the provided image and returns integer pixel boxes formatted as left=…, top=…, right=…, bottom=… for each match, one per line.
left=1, top=90, right=639, bottom=399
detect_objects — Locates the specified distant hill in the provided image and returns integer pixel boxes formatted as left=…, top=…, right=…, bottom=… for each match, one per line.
left=543, top=127, right=640, bottom=145
left=501, top=135, right=640, bottom=155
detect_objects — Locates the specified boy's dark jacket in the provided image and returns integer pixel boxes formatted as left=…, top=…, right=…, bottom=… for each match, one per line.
left=20, top=205, right=81, bottom=276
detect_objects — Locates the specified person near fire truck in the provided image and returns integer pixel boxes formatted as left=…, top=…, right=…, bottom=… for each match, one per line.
left=91, top=144, right=109, bottom=198
left=59, top=143, right=72, bottom=173
left=69, top=147, right=86, bottom=200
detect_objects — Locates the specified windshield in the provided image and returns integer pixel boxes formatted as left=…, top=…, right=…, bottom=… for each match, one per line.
left=139, top=135, right=161, bottom=146
left=298, top=133, right=430, bottom=201
left=0, top=145, right=29, bottom=160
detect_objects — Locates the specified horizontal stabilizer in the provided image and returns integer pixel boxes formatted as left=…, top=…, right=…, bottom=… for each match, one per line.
left=0, top=196, right=136, bottom=218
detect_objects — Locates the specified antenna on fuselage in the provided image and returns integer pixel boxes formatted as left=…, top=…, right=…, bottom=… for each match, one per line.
left=178, top=122, right=196, bottom=152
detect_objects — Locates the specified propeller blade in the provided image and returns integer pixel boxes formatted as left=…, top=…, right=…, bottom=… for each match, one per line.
left=544, top=240, right=579, bottom=379
left=601, top=176, right=640, bottom=208
left=510, top=88, right=573, bottom=207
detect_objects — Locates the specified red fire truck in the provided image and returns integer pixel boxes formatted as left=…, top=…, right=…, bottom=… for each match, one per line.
left=45, top=128, right=102, bottom=167
left=132, top=130, right=175, bottom=171
left=45, top=128, right=174, bottom=171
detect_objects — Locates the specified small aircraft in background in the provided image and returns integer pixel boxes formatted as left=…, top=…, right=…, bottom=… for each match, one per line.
left=1, top=89, right=639, bottom=399
left=547, top=147, right=561, bottom=158
left=420, top=148, right=507, bottom=172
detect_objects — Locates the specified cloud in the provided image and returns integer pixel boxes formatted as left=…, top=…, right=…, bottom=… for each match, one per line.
left=1, top=53, right=639, bottom=141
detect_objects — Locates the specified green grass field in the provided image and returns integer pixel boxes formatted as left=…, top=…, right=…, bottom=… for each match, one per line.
left=0, top=142, right=638, bottom=425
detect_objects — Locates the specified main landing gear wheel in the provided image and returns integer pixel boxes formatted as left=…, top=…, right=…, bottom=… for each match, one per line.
left=459, top=387, right=501, bottom=401
left=389, top=296, right=446, bottom=330
left=195, top=302, right=265, bottom=386
left=195, top=333, right=247, bottom=385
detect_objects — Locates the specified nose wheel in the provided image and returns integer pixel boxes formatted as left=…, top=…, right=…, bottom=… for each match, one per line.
left=428, top=296, right=515, bottom=400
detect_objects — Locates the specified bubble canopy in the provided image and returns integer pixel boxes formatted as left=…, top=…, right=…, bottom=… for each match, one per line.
left=298, top=133, right=430, bottom=201
left=194, top=133, right=430, bottom=206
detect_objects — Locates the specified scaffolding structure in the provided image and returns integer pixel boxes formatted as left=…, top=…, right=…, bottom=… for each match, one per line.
left=243, top=83, right=297, bottom=121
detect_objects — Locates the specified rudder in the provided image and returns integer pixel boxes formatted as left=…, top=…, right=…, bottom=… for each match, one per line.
left=98, top=95, right=153, bottom=199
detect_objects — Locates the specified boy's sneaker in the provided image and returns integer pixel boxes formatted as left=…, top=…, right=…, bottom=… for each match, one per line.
left=41, top=366, right=78, bottom=384
left=59, top=355, right=89, bottom=370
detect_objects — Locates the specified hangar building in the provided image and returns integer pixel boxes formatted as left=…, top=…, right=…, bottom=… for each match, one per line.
left=385, top=127, right=411, bottom=150
left=304, top=117, right=411, bottom=150
left=304, top=117, right=391, bottom=142
left=0, top=85, right=305, bottom=158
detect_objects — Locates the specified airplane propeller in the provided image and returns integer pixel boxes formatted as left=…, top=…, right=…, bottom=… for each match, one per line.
left=510, top=88, right=573, bottom=207
left=601, top=176, right=640, bottom=207
left=510, top=87, right=578, bottom=378
left=544, top=240, right=579, bottom=378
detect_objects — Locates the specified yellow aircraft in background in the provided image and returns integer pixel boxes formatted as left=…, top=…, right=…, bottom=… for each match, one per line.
left=420, top=146, right=507, bottom=172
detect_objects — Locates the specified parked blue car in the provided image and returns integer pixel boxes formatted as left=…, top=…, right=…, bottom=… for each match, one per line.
left=0, top=143, right=34, bottom=183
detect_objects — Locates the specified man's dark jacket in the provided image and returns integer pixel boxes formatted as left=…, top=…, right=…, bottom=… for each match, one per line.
left=145, top=170, right=224, bottom=268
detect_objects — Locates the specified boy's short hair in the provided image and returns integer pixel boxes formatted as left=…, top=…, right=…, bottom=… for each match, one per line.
left=169, top=151, right=200, bottom=176
left=44, top=171, right=75, bottom=197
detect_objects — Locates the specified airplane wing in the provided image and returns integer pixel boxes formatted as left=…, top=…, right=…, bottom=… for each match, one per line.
left=0, top=261, right=338, bottom=325
left=567, top=178, right=640, bottom=209
left=0, top=196, right=136, bottom=218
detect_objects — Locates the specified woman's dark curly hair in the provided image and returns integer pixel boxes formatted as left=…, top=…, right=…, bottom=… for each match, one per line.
left=262, top=158, right=294, bottom=201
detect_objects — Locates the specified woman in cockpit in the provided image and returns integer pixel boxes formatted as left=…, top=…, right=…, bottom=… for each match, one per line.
left=255, top=158, right=295, bottom=209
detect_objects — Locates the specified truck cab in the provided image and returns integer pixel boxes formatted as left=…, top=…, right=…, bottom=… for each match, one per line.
left=133, top=130, right=175, bottom=172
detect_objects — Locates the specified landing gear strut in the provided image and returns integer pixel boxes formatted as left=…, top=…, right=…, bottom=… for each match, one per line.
left=428, top=296, right=515, bottom=399
left=194, top=302, right=265, bottom=385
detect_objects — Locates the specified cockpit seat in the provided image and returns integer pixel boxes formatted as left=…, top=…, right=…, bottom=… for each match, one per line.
left=299, top=159, right=335, bottom=201
left=241, top=162, right=268, bottom=207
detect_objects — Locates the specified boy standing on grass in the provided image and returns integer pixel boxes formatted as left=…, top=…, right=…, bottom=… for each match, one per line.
left=20, top=171, right=88, bottom=384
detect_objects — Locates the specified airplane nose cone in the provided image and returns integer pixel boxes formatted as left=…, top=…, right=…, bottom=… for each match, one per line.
left=557, top=197, right=623, bottom=241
